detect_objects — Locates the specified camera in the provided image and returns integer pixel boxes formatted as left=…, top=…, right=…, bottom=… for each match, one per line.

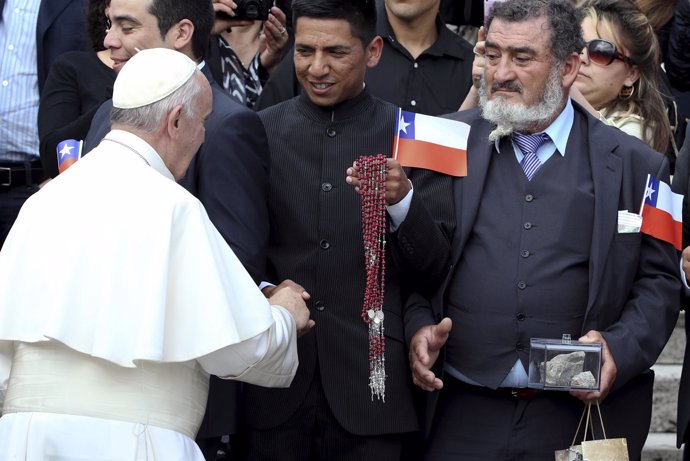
left=234, top=0, right=271, bottom=20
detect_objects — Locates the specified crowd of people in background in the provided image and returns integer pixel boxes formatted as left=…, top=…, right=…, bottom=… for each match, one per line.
left=1, top=0, right=690, bottom=460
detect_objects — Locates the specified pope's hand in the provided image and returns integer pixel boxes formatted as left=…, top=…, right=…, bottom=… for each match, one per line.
left=409, top=317, right=452, bottom=391
left=267, top=280, right=314, bottom=336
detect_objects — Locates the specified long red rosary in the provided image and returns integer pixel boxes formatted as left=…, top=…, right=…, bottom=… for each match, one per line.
left=358, top=154, right=387, bottom=402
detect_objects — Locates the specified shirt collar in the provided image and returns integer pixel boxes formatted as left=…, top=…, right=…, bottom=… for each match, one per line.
left=104, top=130, right=175, bottom=180
left=495, top=98, right=574, bottom=156
left=377, top=4, right=471, bottom=60
left=297, top=87, right=373, bottom=122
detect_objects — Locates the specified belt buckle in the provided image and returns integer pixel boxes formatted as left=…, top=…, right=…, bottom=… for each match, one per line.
left=510, top=387, right=538, bottom=399
left=0, top=167, right=12, bottom=186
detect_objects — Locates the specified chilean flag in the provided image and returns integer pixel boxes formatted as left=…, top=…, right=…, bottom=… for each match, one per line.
left=393, top=109, right=469, bottom=177
left=57, top=139, right=83, bottom=174
left=640, top=175, right=682, bottom=250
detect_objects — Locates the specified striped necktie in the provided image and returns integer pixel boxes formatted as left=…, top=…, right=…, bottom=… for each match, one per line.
left=512, top=132, right=550, bottom=181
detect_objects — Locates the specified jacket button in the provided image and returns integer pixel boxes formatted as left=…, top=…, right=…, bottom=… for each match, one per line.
left=326, top=127, right=336, bottom=138
left=315, top=301, right=325, bottom=312
left=320, top=239, right=330, bottom=250
left=517, top=313, right=525, bottom=321
left=525, top=194, right=534, bottom=202
left=520, top=250, right=530, bottom=258
left=517, top=281, right=527, bottom=289
left=523, top=222, right=532, bottom=230
left=321, top=182, right=332, bottom=192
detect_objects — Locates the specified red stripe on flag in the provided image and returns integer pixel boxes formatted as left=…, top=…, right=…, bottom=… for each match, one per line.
left=58, top=158, right=78, bottom=174
left=640, top=204, right=682, bottom=250
left=395, top=137, right=467, bottom=177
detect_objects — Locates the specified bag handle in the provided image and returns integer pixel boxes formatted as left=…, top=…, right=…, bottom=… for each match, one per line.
left=593, top=401, right=607, bottom=439
left=571, top=402, right=593, bottom=445
left=571, top=402, right=607, bottom=446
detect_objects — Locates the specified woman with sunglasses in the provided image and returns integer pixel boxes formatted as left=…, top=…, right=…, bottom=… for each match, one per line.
left=462, top=0, right=672, bottom=155
left=572, top=0, right=672, bottom=154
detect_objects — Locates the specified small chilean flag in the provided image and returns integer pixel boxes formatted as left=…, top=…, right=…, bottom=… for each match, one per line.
left=57, top=139, right=83, bottom=174
left=639, top=174, right=682, bottom=250
left=393, top=109, right=469, bottom=177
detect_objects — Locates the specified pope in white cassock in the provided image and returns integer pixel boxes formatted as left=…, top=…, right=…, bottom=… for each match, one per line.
left=0, top=48, right=311, bottom=460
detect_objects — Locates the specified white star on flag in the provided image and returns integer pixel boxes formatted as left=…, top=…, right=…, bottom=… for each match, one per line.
left=398, top=114, right=411, bottom=135
left=59, top=143, right=75, bottom=159
left=643, top=184, right=656, bottom=202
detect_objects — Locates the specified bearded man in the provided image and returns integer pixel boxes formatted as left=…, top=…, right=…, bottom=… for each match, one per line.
left=405, top=0, right=680, bottom=459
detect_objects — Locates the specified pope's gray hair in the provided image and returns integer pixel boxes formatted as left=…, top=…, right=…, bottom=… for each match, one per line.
left=110, top=70, right=204, bottom=133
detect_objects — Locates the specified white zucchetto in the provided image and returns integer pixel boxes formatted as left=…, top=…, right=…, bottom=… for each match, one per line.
left=112, top=48, right=197, bottom=109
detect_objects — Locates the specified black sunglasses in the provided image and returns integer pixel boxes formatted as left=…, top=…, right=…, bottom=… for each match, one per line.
left=582, top=39, right=634, bottom=66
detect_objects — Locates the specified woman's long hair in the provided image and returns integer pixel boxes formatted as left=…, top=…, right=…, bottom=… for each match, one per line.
left=581, top=0, right=672, bottom=153
left=87, top=0, right=111, bottom=52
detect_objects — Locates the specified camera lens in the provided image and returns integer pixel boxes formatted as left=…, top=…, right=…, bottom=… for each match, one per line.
left=245, top=4, right=259, bottom=18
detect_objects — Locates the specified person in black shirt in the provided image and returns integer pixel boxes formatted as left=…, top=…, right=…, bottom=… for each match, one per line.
left=255, top=0, right=474, bottom=116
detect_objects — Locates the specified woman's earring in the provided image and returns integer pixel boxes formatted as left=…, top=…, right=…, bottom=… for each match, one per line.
left=619, top=84, right=635, bottom=100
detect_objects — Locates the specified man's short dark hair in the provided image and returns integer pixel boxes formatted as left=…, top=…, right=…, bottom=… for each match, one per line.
left=148, top=0, right=214, bottom=60
left=486, top=0, right=584, bottom=63
left=292, top=0, right=377, bottom=47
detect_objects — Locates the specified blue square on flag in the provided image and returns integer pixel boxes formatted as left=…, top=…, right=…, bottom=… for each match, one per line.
left=56, top=139, right=83, bottom=174
left=396, top=111, right=416, bottom=140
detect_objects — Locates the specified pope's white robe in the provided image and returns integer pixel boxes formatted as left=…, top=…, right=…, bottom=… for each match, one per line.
left=0, top=130, right=298, bottom=460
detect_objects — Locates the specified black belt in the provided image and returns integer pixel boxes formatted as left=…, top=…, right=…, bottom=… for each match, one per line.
left=447, top=375, right=543, bottom=400
left=0, top=164, right=45, bottom=188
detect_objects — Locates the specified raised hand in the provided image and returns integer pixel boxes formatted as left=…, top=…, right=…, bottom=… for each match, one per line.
left=409, top=318, right=453, bottom=391
left=346, top=158, right=412, bottom=205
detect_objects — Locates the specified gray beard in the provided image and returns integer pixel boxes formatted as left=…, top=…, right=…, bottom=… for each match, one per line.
left=479, top=66, right=565, bottom=142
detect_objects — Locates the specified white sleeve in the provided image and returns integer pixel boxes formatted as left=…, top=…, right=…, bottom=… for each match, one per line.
left=386, top=183, right=414, bottom=232
left=680, top=257, right=690, bottom=290
left=196, top=305, right=298, bottom=388
left=0, top=341, right=13, bottom=412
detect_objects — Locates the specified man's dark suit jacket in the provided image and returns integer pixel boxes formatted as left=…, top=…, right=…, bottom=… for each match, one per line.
left=0, top=0, right=90, bottom=94
left=672, top=122, right=690, bottom=448
left=84, top=67, right=270, bottom=438
left=404, top=103, right=681, bottom=451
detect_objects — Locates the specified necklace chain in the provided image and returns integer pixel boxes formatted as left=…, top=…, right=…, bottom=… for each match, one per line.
left=102, top=138, right=150, bottom=166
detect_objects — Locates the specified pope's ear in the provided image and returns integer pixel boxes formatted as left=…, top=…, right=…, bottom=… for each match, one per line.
left=166, top=105, right=185, bottom=137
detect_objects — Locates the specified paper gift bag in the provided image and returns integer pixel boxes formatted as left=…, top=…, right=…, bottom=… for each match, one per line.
left=555, top=402, right=629, bottom=461
left=554, top=446, right=583, bottom=461
left=581, top=437, right=628, bottom=460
